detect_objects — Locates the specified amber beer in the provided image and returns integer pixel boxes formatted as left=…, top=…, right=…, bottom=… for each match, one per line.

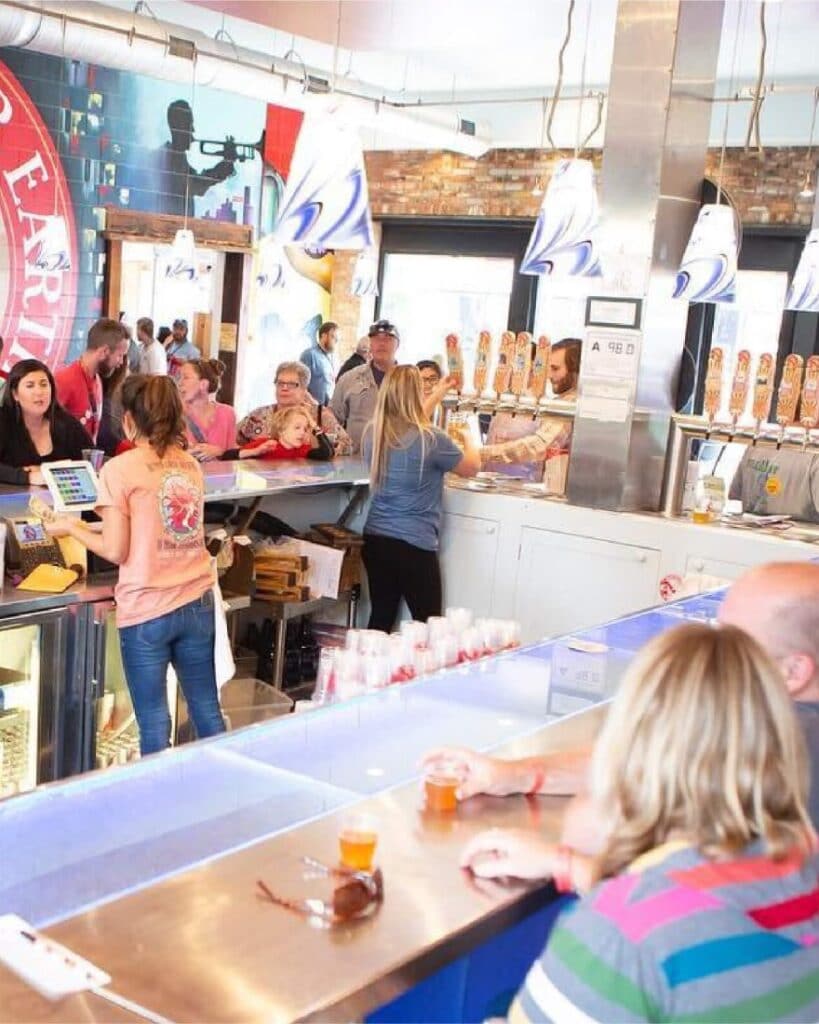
left=424, top=773, right=459, bottom=812
left=338, top=816, right=378, bottom=871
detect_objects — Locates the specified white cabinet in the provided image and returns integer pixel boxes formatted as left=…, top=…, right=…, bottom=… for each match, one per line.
left=514, top=527, right=661, bottom=642
left=440, top=513, right=500, bottom=618
left=683, top=554, right=753, bottom=581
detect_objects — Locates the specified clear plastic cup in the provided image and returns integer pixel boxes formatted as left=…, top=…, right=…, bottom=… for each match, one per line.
left=458, top=626, right=482, bottom=662
left=445, top=607, right=473, bottom=632
left=362, top=653, right=391, bottom=691
left=401, top=620, right=428, bottom=649
left=359, top=629, right=389, bottom=657
left=388, top=634, right=418, bottom=683
left=313, top=647, right=337, bottom=704
left=424, top=759, right=460, bottom=812
left=338, top=813, right=378, bottom=871
left=334, top=649, right=365, bottom=700
left=345, top=629, right=362, bottom=652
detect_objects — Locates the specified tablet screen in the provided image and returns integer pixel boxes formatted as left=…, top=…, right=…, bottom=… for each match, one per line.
left=48, top=465, right=98, bottom=507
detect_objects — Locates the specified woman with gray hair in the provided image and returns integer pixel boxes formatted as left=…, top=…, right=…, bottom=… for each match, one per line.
left=236, top=360, right=351, bottom=453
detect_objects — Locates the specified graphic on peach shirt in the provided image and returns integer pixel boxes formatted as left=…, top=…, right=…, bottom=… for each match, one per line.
left=159, top=472, right=201, bottom=544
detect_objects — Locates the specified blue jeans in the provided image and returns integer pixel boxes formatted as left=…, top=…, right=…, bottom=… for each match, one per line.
left=119, top=592, right=226, bottom=756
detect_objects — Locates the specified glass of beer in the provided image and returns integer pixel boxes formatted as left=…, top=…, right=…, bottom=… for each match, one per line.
left=424, top=760, right=461, bottom=813
left=338, top=813, right=378, bottom=872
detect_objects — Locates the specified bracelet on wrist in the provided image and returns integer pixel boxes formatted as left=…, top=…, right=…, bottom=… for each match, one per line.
left=553, top=844, right=575, bottom=893
left=527, top=764, right=546, bottom=795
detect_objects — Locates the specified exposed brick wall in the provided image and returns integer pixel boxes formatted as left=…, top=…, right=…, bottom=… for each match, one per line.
left=327, top=146, right=816, bottom=346
left=364, top=146, right=815, bottom=225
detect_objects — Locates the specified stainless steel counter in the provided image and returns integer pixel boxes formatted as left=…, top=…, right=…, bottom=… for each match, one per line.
left=0, top=591, right=723, bottom=1023
left=0, top=707, right=603, bottom=1024
left=0, top=457, right=369, bottom=620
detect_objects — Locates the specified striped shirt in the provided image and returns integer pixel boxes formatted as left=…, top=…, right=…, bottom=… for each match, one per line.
left=511, top=840, right=819, bottom=1023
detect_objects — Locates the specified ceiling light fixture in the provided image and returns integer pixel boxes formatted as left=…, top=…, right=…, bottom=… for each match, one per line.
left=675, top=1, right=742, bottom=304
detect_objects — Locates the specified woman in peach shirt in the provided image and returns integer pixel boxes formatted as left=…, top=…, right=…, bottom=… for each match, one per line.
left=47, top=375, right=225, bottom=754
left=177, top=358, right=237, bottom=461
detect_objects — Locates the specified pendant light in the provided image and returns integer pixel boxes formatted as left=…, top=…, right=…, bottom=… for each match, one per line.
left=521, top=0, right=602, bottom=279
left=674, top=3, right=743, bottom=304
left=166, top=47, right=197, bottom=281
left=350, top=249, right=378, bottom=297
left=273, top=5, right=374, bottom=252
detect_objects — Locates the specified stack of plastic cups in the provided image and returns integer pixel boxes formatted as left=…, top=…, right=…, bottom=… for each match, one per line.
left=388, top=633, right=418, bottom=683
left=445, top=607, right=473, bottom=633
left=313, top=647, right=337, bottom=704
left=458, top=627, right=482, bottom=663
left=401, top=620, right=428, bottom=650
left=334, top=649, right=365, bottom=701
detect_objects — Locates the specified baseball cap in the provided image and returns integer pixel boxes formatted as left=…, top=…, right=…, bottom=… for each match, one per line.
left=368, top=319, right=400, bottom=341
left=172, top=318, right=188, bottom=328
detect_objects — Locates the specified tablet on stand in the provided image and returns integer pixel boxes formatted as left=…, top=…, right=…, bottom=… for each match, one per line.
left=40, top=460, right=100, bottom=514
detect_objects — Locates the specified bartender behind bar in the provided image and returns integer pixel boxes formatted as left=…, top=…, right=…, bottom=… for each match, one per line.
left=729, top=447, right=819, bottom=523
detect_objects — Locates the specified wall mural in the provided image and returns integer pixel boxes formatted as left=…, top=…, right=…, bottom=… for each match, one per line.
left=0, top=49, right=332, bottom=389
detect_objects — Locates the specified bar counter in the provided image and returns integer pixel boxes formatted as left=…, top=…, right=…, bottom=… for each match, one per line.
left=0, top=590, right=724, bottom=1023
left=0, top=456, right=369, bottom=618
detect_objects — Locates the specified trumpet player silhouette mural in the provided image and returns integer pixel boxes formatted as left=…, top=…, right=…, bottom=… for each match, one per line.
left=0, top=47, right=327, bottom=378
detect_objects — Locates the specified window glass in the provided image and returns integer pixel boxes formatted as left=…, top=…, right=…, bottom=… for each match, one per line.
left=379, top=253, right=514, bottom=369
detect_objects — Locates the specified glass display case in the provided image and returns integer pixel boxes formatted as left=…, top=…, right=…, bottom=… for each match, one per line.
left=88, top=603, right=177, bottom=770
left=0, top=607, right=81, bottom=796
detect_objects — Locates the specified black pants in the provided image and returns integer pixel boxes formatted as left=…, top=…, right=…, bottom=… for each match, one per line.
left=362, top=533, right=443, bottom=632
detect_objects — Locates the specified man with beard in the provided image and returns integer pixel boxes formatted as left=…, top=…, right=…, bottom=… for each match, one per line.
left=480, top=338, right=581, bottom=491
left=55, top=318, right=130, bottom=444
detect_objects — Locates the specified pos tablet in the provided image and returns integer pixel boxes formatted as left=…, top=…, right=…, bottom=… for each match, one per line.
left=41, top=460, right=100, bottom=513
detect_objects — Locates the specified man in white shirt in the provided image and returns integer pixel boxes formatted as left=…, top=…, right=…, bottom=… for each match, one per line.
left=136, top=317, right=168, bottom=376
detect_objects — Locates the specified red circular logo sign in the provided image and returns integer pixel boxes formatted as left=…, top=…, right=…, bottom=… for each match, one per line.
left=0, top=59, right=77, bottom=373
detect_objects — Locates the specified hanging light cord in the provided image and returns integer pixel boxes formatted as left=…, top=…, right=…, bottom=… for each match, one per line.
left=716, top=1, right=744, bottom=204
left=573, top=0, right=592, bottom=158
left=546, top=0, right=575, bottom=149
left=579, top=92, right=605, bottom=152
left=744, top=1, right=768, bottom=156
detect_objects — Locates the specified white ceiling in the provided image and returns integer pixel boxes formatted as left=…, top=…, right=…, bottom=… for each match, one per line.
left=107, top=0, right=819, bottom=147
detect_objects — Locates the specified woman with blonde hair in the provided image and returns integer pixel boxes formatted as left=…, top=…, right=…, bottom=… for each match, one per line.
left=362, top=365, right=479, bottom=631
left=47, top=375, right=225, bottom=755
left=463, top=622, right=818, bottom=1023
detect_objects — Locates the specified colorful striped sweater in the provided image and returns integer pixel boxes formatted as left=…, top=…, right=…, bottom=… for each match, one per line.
left=510, top=840, right=819, bottom=1023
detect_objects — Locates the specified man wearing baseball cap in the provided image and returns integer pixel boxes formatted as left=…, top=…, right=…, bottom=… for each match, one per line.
left=165, top=318, right=201, bottom=379
left=331, top=319, right=400, bottom=452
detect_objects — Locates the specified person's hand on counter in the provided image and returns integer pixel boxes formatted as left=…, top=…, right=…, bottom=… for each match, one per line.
left=189, top=442, right=226, bottom=462
left=461, top=828, right=557, bottom=880
left=421, top=746, right=592, bottom=800
left=460, top=828, right=595, bottom=891
left=239, top=439, right=278, bottom=459
left=24, top=466, right=46, bottom=486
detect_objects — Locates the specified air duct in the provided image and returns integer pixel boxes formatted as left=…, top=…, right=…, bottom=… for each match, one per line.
left=0, top=0, right=492, bottom=156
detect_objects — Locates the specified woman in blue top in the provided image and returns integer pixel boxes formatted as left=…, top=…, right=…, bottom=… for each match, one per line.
left=362, top=365, right=479, bottom=631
